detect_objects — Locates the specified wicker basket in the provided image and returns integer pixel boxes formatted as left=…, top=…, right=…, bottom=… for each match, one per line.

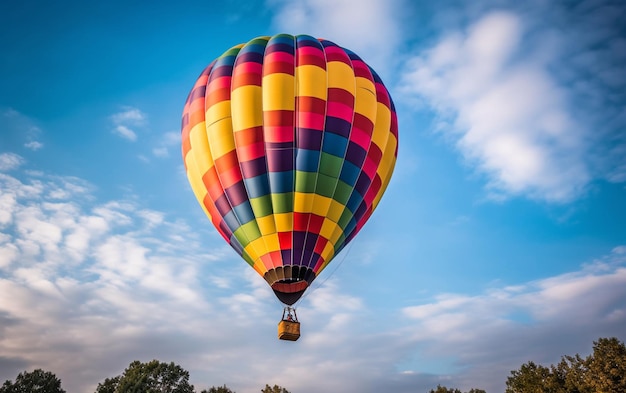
left=278, top=320, right=301, bottom=341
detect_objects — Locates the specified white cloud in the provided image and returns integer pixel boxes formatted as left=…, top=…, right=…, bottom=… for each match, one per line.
left=0, top=168, right=223, bottom=390
left=113, top=125, right=137, bottom=141
left=110, top=107, right=146, bottom=126
left=400, top=0, right=626, bottom=202
left=400, top=246, right=626, bottom=391
left=152, top=131, right=180, bottom=158
left=401, top=11, right=590, bottom=202
left=613, top=245, right=626, bottom=255
left=1, top=109, right=44, bottom=152
left=110, top=107, right=146, bottom=142
left=269, top=0, right=404, bottom=75
left=136, top=209, right=165, bottom=228
left=0, top=236, right=18, bottom=269
left=0, top=167, right=625, bottom=393
left=24, top=140, right=43, bottom=151
left=152, top=147, right=168, bottom=157
left=0, top=153, right=24, bottom=171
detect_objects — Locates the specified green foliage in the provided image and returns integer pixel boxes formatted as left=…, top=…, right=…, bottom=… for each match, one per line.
left=200, top=383, right=288, bottom=393
left=94, top=377, right=120, bottom=393
left=0, top=369, right=66, bottom=393
left=506, top=361, right=554, bottom=393
left=94, top=360, right=194, bottom=393
left=586, top=337, right=626, bottom=392
left=200, top=385, right=236, bottom=393
left=429, top=385, right=462, bottom=393
left=550, top=354, right=590, bottom=393
left=260, top=384, right=290, bottom=393
left=428, top=385, right=485, bottom=393
left=506, top=337, right=626, bottom=393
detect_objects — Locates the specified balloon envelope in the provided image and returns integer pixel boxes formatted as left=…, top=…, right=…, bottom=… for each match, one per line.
left=181, top=34, right=398, bottom=305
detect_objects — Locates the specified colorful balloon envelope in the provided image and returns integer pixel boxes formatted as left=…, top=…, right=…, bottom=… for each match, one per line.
left=181, top=34, right=398, bottom=305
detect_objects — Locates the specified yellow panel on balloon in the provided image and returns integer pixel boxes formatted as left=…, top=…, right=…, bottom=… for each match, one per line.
left=231, top=85, right=263, bottom=130
left=262, top=74, right=295, bottom=111
left=296, top=65, right=327, bottom=99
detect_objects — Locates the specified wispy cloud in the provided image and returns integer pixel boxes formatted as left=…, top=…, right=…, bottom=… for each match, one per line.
left=113, top=125, right=138, bottom=141
left=1, top=164, right=624, bottom=393
left=110, top=107, right=147, bottom=142
left=24, top=141, right=43, bottom=151
left=0, top=153, right=24, bottom=171
left=152, top=131, right=180, bottom=158
left=399, top=1, right=626, bottom=203
left=401, top=11, right=589, bottom=202
left=1, top=108, right=44, bottom=151
left=399, top=247, right=626, bottom=391
left=0, top=165, right=224, bottom=390
left=269, top=0, right=404, bottom=76
left=110, top=107, right=146, bottom=126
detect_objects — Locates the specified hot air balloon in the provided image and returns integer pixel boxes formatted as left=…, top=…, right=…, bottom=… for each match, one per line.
left=181, top=34, right=398, bottom=340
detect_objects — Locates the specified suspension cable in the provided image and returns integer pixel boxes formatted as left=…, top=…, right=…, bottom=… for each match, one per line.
left=293, top=241, right=354, bottom=308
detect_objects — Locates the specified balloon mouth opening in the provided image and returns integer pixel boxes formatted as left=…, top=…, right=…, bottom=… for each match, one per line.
left=272, top=280, right=309, bottom=306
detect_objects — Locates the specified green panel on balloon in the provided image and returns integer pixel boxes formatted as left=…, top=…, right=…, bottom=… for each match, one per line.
left=319, top=153, right=343, bottom=178
left=271, top=193, right=294, bottom=213
left=250, top=195, right=273, bottom=217
left=295, top=172, right=318, bottom=193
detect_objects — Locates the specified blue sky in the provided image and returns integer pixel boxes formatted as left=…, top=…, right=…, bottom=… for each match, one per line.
left=1, top=0, right=625, bottom=392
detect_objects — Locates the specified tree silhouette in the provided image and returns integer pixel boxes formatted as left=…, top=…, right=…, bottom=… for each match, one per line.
left=506, top=337, right=626, bottom=392
left=94, top=360, right=194, bottom=393
left=201, top=385, right=236, bottom=393
left=260, top=384, right=290, bottom=393
left=0, top=369, right=65, bottom=393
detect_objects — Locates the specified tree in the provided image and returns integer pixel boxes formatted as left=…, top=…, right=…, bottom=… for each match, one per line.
left=428, top=386, right=485, bottom=393
left=550, top=354, right=590, bottom=393
left=505, top=361, right=554, bottom=393
left=260, top=384, right=290, bottom=393
left=0, top=369, right=66, bottom=393
left=94, top=377, right=120, bottom=393
left=506, top=337, right=626, bottom=393
left=200, top=386, right=236, bottom=393
left=429, top=386, right=461, bottom=393
left=94, top=360, right=194, bottom=393
left=585, top=337, right=626, bottom=392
